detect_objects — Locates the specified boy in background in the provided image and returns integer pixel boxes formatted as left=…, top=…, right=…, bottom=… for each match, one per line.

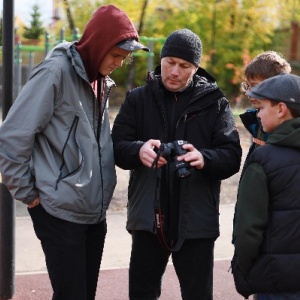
left=232, top=73, right=300, bottom=300
left=232, top=52, right=291, bottom=246
left=240, top=51, right=291, bottom=159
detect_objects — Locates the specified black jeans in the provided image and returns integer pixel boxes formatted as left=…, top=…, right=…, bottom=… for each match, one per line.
left=129, top=230, right=214, bottom=300
left=28, top=204, right=107, bottom=300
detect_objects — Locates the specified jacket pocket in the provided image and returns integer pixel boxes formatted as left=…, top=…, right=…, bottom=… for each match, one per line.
left=55, top=116, right=82, bottom=189
left=231, top=253, right=254, bottom=299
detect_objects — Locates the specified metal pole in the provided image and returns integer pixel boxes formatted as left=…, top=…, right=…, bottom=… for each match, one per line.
left=2, top=0, right=14, bottom=118
left=0, top=0, right=15, bottom=299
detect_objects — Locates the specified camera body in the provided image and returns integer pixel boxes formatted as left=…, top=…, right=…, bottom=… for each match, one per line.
left=159, top=140, right=191, bottom=178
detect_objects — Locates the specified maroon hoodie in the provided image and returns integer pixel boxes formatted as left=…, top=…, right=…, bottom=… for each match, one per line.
left=75, top=5, right=139, bottom=82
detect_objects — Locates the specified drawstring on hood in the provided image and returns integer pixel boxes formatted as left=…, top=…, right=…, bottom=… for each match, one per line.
left=75, top=4, right=140, bottom=83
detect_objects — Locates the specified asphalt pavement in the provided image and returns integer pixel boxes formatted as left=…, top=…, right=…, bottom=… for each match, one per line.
left=10, top=203, right=253, bottom=299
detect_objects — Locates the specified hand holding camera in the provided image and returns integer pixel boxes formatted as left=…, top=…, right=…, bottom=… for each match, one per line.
left=140, top=139, right=204, bottom=175
left=139, top=139, right=167, bottom=168
left=176, top=141, right=205, bottom=171
left=158, top=140, right=191, bottom=178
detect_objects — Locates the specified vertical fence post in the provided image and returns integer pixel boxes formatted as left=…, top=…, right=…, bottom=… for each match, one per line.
left=14, top=41, right=22, bottom=98
left=147, top=40, right=154, bottom=72
left=45, top=30, right=50, bottom=57
left=28, top=51, right=34, bottom=79
left=72, top=28, right=80, bottom=41
left=60, top=27, right=65, bottom=42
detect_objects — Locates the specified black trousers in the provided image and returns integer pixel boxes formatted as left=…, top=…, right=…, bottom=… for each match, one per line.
left=129, top=230, right=214, bottom=300
left=28, top=204, right=107, bottom=300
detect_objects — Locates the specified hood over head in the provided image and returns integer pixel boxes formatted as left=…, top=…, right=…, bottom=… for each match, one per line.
left=75, top=5, right=142, bottom=82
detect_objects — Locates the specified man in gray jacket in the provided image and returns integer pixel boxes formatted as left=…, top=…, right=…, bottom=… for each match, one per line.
left=0, top=4, right=148, bottom=300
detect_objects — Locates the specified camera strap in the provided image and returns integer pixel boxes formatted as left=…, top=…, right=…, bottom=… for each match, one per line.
left=151, top=151, right=185, bottom=253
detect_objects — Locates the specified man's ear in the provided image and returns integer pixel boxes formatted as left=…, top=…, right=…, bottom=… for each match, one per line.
left=278, top=102, right=292, bottom=119
left=193, top=67, right=199, bottom=76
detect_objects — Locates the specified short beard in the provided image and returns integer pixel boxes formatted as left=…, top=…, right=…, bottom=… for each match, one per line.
left=177, top=76, right=193, bottom=92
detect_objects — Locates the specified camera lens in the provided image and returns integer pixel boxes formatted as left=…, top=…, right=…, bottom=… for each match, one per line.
left=175, top=160, right=190, bottom=178
left=176, top=168, right=190, bottom=178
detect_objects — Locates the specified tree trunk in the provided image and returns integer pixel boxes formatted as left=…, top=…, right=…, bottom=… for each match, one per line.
left=127, top=0, right=149, bottom=90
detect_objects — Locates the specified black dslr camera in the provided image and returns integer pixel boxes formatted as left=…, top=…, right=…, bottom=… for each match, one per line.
left=158, top=140, right=191, bottom=178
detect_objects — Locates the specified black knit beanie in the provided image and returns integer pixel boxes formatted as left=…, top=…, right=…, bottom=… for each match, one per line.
left=160, top=29, right=202, bottom=67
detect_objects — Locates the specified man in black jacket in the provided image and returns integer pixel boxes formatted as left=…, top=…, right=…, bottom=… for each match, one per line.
left=112, top=29, right=242, bottom=300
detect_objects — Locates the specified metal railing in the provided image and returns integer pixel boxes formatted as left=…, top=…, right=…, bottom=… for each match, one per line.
left=0, top=31, right=165, bottom=104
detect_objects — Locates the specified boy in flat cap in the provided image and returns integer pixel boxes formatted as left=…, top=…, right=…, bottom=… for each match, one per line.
left=112, top=28, right=242, bottom=299
left=0, top=4, right=148, bottom=300
left=231, top=52, right=291, bottom=246
left=232, top=73, right=300, bottom=300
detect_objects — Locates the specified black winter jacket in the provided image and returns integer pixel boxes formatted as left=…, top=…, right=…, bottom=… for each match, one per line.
left=233, top=118, right=300, bottom=296
left=112, top=66, right=242, bottom=245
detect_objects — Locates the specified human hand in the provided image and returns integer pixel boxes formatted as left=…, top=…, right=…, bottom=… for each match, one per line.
left=139, top=139, right=167, bottom=168
left=28, top=197, right=40, bottom=208
left=176, top=143, right=205, bottom=170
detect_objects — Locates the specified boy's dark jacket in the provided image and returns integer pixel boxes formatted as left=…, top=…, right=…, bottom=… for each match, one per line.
left=232, top=118, right=300, bottom=298
left=240, top=109, right=269, bottom=157
left=112, top=66, right=242, bottom=247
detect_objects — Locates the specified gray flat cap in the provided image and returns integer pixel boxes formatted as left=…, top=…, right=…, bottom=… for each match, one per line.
left=246, top=73, right=300, bottom=108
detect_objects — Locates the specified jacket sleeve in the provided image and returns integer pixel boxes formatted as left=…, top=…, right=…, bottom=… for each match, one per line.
left=201, top=98, right=242, bottom=179
left=234, top=162, right=269, bottom=275
left=239, top=109, right=259, bottom=138
left=0, top=63, right=59, bottom=203
left=112, top=90, right=144, bottom=170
